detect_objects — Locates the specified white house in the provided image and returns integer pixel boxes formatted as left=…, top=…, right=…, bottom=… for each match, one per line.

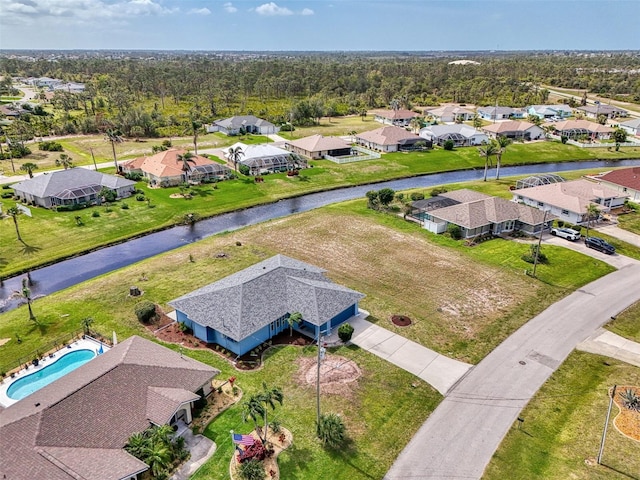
left=577, top=104, right=628, bottom=119
left=482, top=121, right=544, bottom=141
left=419, top=124, right=488, bottom=147
left=527, top=104, right=573, bottom=119
left=371, top=108, right=419, bottom=127
left=206, top=115, right=279, bottom=135
left=477, top=106, right=525, bottom=121
left=620, top=118, right=640, bottom=138
left=424, top=105, right=475, bottom=123
left=355, top=126, right=424, bottom=152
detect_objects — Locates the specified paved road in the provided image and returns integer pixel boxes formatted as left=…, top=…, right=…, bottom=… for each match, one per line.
left=385, top=255, right=640, bottom=479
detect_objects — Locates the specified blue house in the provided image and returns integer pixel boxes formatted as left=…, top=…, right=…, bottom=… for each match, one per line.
left=527, top=104, right=573, bottom=119
left=168, top=255, right=365, bottom=356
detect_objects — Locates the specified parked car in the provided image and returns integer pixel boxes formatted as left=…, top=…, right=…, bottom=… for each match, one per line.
left=550, top=227, right=581, bottom=241
left=584, top=236, right=616, bottom=254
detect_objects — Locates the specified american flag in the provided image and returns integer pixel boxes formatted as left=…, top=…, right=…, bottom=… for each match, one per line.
left=232, top=433, right=255, bottom=446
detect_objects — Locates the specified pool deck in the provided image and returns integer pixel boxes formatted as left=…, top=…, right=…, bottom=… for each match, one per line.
left=0, top=337, right=109, bottom=408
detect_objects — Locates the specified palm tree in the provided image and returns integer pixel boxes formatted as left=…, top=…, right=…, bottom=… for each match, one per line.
left=286, top=153, right=301, bottom=172
left=228, top=146, right=244, bottom=173
left=409, top=116, right=423, bottom=134
left=584, top=203, right=600, bottom=238
left=105, top=128, right=124, bottom=172
left=176, top=151, right=196, bottom=183
left=7, top=206, right=23, bottom=243
left=287, top=312, right=302, bottom=336
left=242, top=395, right=266, bottom=434
left=257, top=382, right=284, bottom=443
left=187, top=119, right=202, bottom=155
left=20, top=162, right=38, bottom=178
left=316, top=412, right=346, bottom=448
left=125, top=432, right=147, bottom=458
left=477, top=142, right=498, bottom=182
left=494, top=136, right=512, bottom=180
left=143, top=441, right=172, bottom=478
left=22, top=278, right=36, bottom=321
left=55, top=153, right=73, bottom=170
left=389, top=98, right=401, bottom=111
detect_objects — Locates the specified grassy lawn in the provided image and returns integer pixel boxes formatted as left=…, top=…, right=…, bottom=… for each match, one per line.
left=617, top=205, right=640, bottom=236
left=3, top=138, right=639, bottom=278
left=607, top=300, right=640, bottom=343
left=484, top=351, right=640, bottom=480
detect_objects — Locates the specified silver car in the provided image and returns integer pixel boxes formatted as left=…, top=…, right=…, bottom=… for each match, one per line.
left=550, top=227, right=581, bottom=241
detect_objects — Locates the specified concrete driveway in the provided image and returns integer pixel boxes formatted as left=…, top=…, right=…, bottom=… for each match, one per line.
left=385, top=256, right=640, bottom=479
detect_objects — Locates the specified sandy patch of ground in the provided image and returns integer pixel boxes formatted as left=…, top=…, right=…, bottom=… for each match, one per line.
left=613, top=386, right=640, bottom=442
left=296, top=355, right=361, bottom=397
left=0, top=338, right=10, bottom=347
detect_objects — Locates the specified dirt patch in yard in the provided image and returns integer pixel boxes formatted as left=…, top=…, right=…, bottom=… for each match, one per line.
left=296, top=355, right=361, bottom=398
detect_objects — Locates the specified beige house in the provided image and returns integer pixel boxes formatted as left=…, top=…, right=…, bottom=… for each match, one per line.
left=0, top=336, right=218, bottom=480
left=424, top=105, right=475, bottom=123
left=482, top=120, right=544, bottom=141
left=355, top=126, right=423, bottom=152
left=513, top=179, right=627, bottom=224
left=372, top=108, right=419, bottom=127
left=122, top=149, right=231, bottom=187
left=547, top=119, right=614, bottom=140
left=285, top=134, right=352, bottom=159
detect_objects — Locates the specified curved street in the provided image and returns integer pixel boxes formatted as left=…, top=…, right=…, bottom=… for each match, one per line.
left=385, top=250, right=640, bottom=479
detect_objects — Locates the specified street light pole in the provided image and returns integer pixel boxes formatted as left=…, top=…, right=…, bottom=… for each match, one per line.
left=532, top=209, right=547, bottom=278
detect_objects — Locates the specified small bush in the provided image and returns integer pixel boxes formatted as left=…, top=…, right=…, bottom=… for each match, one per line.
left=443, top=139, right=455, bottom=151
left=430, top=187, right=448, bottom=197
left=521, top=244, right=548, bottom=264
left=135, top=194, right=145, bottom=201
left=1, top=192, right=13, bottom=199
left=121, top=202, right=129, bottom=209
left=238, top=459, right=266, bottom=480
left=338, top=323, right=354, bottom=342
left=447, top=224, right=462, bottom=240
left=134, top=301, right=157, bottom=324
left=239, top=164, right=251, bottom=176
left=125, top=172, right=143, bottom=181
left=38, top=140, right=63, bottom=152
left=91, top=211, right=100, bottom=218
left=409, top=192, right=425, bottom=201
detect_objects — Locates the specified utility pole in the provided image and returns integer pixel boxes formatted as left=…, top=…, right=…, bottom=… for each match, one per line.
left=90, top=147, right=98, bottom=171
left=597, top=385, right=617, bottom=465
left=532, top=210, right=547, bottom=278
left=316, top=327, right=326, bottom=430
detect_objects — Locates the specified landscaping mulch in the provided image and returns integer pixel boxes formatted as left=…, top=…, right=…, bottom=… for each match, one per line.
left=391, top=314, right=412, bottom=327
left=613, top=385, right=640, bottom=442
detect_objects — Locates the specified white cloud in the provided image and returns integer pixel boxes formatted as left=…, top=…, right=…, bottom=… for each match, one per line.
left=300, top=7, right=313, bottom=15
left=223, top=2, right=237, bottom=13
left=188, top=7, right=210, bottom=15
left=255, top=2, right=292, bottom=16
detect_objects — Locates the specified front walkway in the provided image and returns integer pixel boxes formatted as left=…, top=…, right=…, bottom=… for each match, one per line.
left=170, top=425, right=217, bottom=480
left=577, top=327, right=640, bottom=367
left=333, top=312, right=473, bottom=395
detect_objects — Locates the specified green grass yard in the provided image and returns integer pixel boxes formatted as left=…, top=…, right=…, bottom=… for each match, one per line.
left=607, top=300, right=640, bottom=343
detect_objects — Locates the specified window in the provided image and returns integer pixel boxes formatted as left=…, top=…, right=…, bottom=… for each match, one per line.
left=561, top=209, right=569, bottom=215
left=538, top=202, right=544, bottom=207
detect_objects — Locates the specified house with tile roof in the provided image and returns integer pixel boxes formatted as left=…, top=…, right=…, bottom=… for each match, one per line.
left=477, top=106, right=526, bottom=121
left=410, top=189, right=553, bottom=238
left=0, top=336, right=219, bottom=480
left=482, top=120, right=544, bottom=141
left=11, top=169, right=135, bottom=208
left=587, top=167, right=640, bottom=202
left=355, top=126, right=425, bottom=152
left=527, top=104, right=573, bottom=119
left=169, top=255, right=365, bottom=356
left=577, top=104, right=628, bottom=119
left=206, top=115, right=279, bottom=135
left=424, top=105, right=475, bottom=123
left=546, top=119, right=614, bottom=140
left=512, top=179, right=627, bottom=224
left=372, top=108, right=419, bottom=127
left=285, top=134, right=352, bottom=159
left=419, top=124, right=488, bottom=147
left=223, top=142, right=306, bottom=174
left=620, top=118, right=640, bottom=137
left=121, top=149, right=231, bottom=187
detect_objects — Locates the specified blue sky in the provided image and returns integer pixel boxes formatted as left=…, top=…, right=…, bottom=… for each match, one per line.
left=1, top=0, right=639, bottom=51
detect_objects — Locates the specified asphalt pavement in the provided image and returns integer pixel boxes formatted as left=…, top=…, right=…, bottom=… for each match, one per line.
left=385, top=256, right=640, bottom=479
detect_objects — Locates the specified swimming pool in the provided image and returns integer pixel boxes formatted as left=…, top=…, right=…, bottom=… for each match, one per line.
left=6, top=349, right=96, bottom=401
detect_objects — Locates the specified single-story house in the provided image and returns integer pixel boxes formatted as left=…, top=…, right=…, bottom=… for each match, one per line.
left=477, top=106, right=526, bottom=121
left=410, top=189, right=553, bottom=238
left=577, top=104, right=628, bottom=119
left=206, top=115, right=279, bottom=135
left=419, top=124, right=488, bottom=147
left=586, top=167, right=640, bottom=202
left=546, top=119, right=613, bottom=140
left=355, top=126, right=425, bottom=152
left=169, top=255, right=365, bottom=356
left=12, top=169, right=135, bottom=208
left=620, top=118, right=640, bottom=137
left=527, top=104, right=573, bottom=119
left=223, top=142, right=305, bottom=174
left=482, top=120, right=544, bottom=141
left=0, top=336, right=219, bottom=480
left=424, top=105, right=475, bottom=123
left=372, top=108, right=419, bottom=127
left=512, top=179, right=627, bottom=224
left=122, top=149, right=231, bottom=187
left=285, top=134, right=352, bottom=159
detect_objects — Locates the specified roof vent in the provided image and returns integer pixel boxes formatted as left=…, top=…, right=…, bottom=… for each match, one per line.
left=35, top=402, right=41, bottom=407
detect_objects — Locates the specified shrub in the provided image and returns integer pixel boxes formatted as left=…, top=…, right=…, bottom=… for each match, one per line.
left=316, top=413, right=346, bottom=449
left=135, top=194, right=145, bottom=201
left=238, top=459, right=266, bottom=480
left=521, top=244, right=548, bottom=264
left=91, top=211, right=100, bottom=218
left=38, top=140, right=63, bottom=152
left=239, top=164, right=251, bottom=176
left=121, top=202, right=129, bottom=210
left=561, top=135, right=568, bottom=144
left=134, top=301, right=157, bottom=324
left=1, top=192, right=13, bottom=199
left=100, top=187, right=117, bottom=203
left=377, top=188, right=395, bottom=206
left=338, top=323, right=354, bottom=342
left=125, top=172, right=143, bottom=181
left=280, top=122, right=295, bottom=132
left=430, top=187, right=448, bottom=197
left=447, top=224, right=462, bottom=240
left=410, top=192, right=425, bottom=201
left=443, top=139, right=455, bottom=151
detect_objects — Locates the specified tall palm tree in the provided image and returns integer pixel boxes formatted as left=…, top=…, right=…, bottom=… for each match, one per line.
left=7, top=206, right=23, bottom=243
left=20, top=162, right=38, bottom=178
left=105, top=128, right=124, bottom=172
left=22, top=278, right=36, bottom=321
left=409, top=116, right=423, bottom=134
left=176, top=151, right=196, bottom=183
left=389, top=98, right=401, bottom=111
left=286, top=312, right=302, bottom=336
left=56, top=153, right=73, bottom=170
left=478, top=142, right=498, bottom=182
left=257, top=382, right=284, bottom=443
left=228, top=146, right=244, bottom=173
left=494, top=136, right=512, bottom=180
left=242, top=395, right=266, bottom=434
left=187, top=119, right=202, bottom=155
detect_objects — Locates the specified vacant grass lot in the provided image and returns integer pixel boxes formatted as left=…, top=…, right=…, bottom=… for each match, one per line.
left=607, top=300, right=640, bottom=343
left=484, top=351, right=640, bottom=480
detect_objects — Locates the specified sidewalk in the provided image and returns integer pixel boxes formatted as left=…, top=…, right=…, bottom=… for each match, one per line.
left=577, top=328, right=640, bottom=367
left=337, top=312, right=473, bottom=395
left=170, top=426, right=217, bottom=480
left=593, top=223, right=640, bottom=248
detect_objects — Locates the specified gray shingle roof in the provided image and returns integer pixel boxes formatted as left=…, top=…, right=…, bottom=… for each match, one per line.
left=214, top=115, right=275, bottom=130
left=11, top=169, right=135, bottom=198
left=169, top=255, right=365, bottom=342
left=0, top=336, right=219, bottom=480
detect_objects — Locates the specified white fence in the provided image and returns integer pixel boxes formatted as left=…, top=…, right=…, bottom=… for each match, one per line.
left=324, top=146, right=381, bottom=164
left=548, top=134, right=639, bottom=148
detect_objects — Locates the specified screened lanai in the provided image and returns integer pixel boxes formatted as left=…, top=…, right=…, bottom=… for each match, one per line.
left=51, top=184, right=102, bottom=206
left=515, top=174, right=566, bottom=190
